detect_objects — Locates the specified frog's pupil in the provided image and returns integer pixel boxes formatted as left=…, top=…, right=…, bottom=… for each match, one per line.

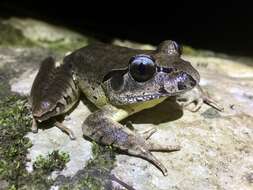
left=138, top=63, right=145, bottom=74
left=129, top=55, right=156, bottom=82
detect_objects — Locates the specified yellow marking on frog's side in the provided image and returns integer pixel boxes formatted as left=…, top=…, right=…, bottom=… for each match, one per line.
left=109, top=97, right=167, bottom=122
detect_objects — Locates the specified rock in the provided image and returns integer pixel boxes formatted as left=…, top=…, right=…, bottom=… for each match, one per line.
left=1, top=18, right=253, bottom=190
left=0, top=47, right=57, bottom=98
left=1, top=17, right=91, bottom=51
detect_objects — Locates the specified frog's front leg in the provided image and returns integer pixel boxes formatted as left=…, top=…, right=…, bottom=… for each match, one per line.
left=31, top=57, right=79, bottom=140
left=82, top=105, right=180, bottom=176
left=176, top=85, right=224, bottom=112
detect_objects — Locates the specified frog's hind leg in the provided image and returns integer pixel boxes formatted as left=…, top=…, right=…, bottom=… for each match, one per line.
left=82, top=106, right=180, bottom=176
left=55, top=121, right=76, bottom=140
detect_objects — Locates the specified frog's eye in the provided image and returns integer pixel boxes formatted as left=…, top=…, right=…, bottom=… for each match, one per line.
left=129, top=55, right=156, bottom=82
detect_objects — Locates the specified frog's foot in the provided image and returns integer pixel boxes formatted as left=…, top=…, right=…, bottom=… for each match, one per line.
left=140, top=128, right=180, bottom=152
left=148, top=142, right=180, bottom=152
left=125, top=122, right=157, bottom=140
left=32, top=117, right=38, bottom=133
left=83, top=111, right=179, bottom=176
left=201, top=93, right=224, bottom=111
left=176, top=85, right=224, bottom=112
left=55, top=121, right=76, bottom=140
left=128, top=126, right=180, bottom=151
left=176, top=96, right=204, bottom=112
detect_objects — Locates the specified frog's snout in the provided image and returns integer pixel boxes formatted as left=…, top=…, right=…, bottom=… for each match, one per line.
left=32, top=112, right=43, bottom=122
left=160, top=71, right=197, bottom=94
left=32, top=100, right=54, bottom=122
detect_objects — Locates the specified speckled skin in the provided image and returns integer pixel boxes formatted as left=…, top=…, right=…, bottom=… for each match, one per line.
left=30, top=40, right=222, bottom=176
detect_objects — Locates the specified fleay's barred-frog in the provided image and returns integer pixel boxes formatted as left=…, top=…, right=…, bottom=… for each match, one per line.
left=30, top=40, right=223, bottom=176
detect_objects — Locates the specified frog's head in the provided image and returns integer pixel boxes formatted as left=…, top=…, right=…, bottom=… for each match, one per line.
left=32, top=98, right=64, bottom=122
left=102, top=40, right=200, bottom=105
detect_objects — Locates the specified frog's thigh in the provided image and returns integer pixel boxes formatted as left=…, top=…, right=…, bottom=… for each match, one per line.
left=82, top=104, right=133, bottom=146
left=82, top=97, right=168, bottom=142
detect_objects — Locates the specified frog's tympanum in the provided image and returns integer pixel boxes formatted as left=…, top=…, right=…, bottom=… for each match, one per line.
left=30, top=40, right=223, bottom=176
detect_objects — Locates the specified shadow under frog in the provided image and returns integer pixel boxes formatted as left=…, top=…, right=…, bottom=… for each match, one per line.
left=30, top=40, right=223, bottom=178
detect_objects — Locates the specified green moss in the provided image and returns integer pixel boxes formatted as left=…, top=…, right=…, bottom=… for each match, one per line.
left=75, top=143, right=115, bottom=189
left=0, top=23, right=35, bottom=47
left=0, top=95, right=32, bottom=188
left=0, top=95, right=117, bottom=189
left=25, top=151, right=70, bottom=190
left=79, top=175, right=103, bottom=190
left=59, top=143, right=116, bottom=190
left=33, top=150, right=70, bottom=173
left=0, top=95, right=70, bottom=189
left=89, top=143, right=115, bottom=169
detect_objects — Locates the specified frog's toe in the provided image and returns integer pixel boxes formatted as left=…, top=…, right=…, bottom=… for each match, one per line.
left=148, top=142, right=181, bottom=152
left=68, top=132, right=76, bottom=140
left=55, top=121, right=76, bottom=140
left=125, top=123, right=157, bottom=139
left=127, top=143, right=169, bottom=176
left=140, top=127, right=157, bottom=140
left=32, top=118, right=38, bottom=133
left=185, top=98, right=203, bottom=112
left=203, top=96, right=224, bottom=111
left=31, top=127, right=38, bottom=133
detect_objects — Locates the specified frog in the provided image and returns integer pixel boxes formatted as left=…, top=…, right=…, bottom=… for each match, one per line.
left=30, top=40, right=223, bottom=176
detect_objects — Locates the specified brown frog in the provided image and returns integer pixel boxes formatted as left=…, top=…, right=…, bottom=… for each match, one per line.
left=30, top=40, right=222, bottom=176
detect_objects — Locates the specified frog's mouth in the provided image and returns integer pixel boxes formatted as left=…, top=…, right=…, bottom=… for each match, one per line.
left=114, top=91, right=177, bottom=105
left=33, top=114, right=53, bottom=123
left=33, top=108, right=58, bottom=122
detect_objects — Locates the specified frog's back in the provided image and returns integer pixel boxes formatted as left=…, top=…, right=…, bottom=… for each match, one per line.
left=63, top=42, right=147, bottom=83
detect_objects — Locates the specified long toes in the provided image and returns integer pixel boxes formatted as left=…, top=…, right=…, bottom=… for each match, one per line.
left=127, top=143, right=169, bottom=176
left=186, top=104, right=202, bottom=112
left=55, top=121, right=76, bottom=140
left=141, top=150, right=168, bottom=176
left=148, top=142, right=181, bottom=152
left=140, top=128, right=157, bottom=140
left=203, top=97, right=224, bottom=111
left=69, top=132, right=76, bottom=140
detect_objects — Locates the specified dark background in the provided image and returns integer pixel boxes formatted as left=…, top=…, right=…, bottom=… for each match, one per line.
left=0, top=1, right=252, bottom=57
